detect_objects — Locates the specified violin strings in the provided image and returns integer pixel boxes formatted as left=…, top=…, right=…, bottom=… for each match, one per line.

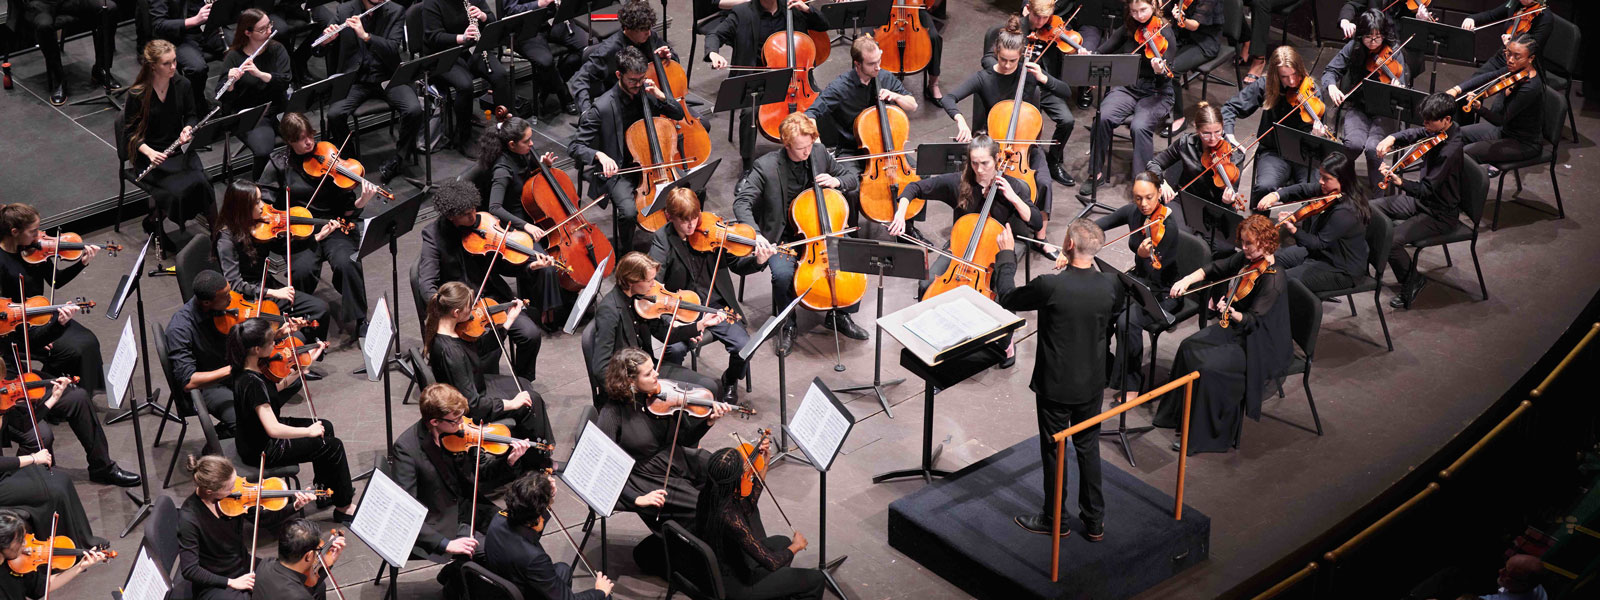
left=729, top=431, right=794, bottom=529
left=303, top=130, right=355, bottom=212
left=48, top=227, right=58, bottom=306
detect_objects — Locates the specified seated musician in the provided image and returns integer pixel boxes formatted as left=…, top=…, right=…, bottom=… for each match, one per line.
left=479, top=471, right=616, bottom=600
left=213, top=9, right=290, bottom=179
left=1156, top=215, right=1292, bottom=455
left=703, top=0, right=831, bottom=168
left=1461, top=0, right=1551, bottom=79
left=568, top=45, right=686, bottom=255
left=650, top=189, right=778, bottom=406
left=571, top=0, right=678, bottom=116
left=588, top=252, right=725, bottom=397
left=394, top=384, right=534, bottom=561
left=1446, top=34, right=1544, bottom=172
left=1371, top=92, right=1464, bottom=309
left=1162, top=0, right=1224, bottom=137
left=599, top=347, right=732, bottom=522
left=1078, top=0, right=1177, bottom=200
left=0, top=204, right=108, bottom=396
left=423, top=282, right=554, bottom=467
left=318, top=0, right=421, bottom=183
left=225, top=318, right=355, bottom=523
left=0, top=447, right=109, bottom=564
left=123, top=40, right=215, bottom=254
left=475, top=118, right=564, bottom=317
left=1338, top=0, right=1434, bottom=38
left=1221, top=46, right=1330, bottom=207
left=26, top=0, right=120, bottom=105
left=179, top=454, right=317, bottom=599
left=148, top=0, right=226, bottom=111
left=499, top=0, right=588, bottom=117
left=1096, top=171, right=1187, bottom=401
left=420, top=0, right=515, bottom=153
left=1051, top=0, right=1106, bottom=108
left=0, top=509, right=107, bottom=599
left=1322, top=8, right=1407, bottom=187
left=805, top=34, right=918, bottom=163
left=0, top=362, right=140, bottom=487
left=693, top=447, right=825, bottom=600
left=1255, top=153, right=1372, bottom=295
left=213, top=181, right=334, bottom=344
left=167, top=270, right=309, bottom=434
left=981, top=0, right=1081, bottom=187
left=1151, top=101, right=1246, bottom=211
left=251, top=518, right=345, bottom=600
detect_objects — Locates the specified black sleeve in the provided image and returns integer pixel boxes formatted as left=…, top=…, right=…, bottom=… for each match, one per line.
left=802, top=5, right=830, bottom=31
left=1221, top=78, right=1265, bottom=136
left=704, top=8, right=737, bottom=56
left=421, top=0, right=460, bottom=51
left=216, top=234, right=265, bottom=300
left=1292, top=205, right=1359, bottom=252
left=178, top=510, right=233, bottom=589
left=569, top=102, right=605, bottom=166
left=1399, top=139, right=1461, bottom=204
left=1095, top=204, right=1136, bottom=232
left=993, top=249, right=1018, bottom=297
left=1148, top=141, right=1182, bottom=174
left=150, top=0, right=189, bottom=41
left=587, top=303, right=621, bottom=379
left=370, top=6, right=406, bottom=65
left=418, top=225, right=445, bottom=300
left=1095, top=24, right=1126, bottom=54
left=996, top=255, right=1052, bottom=313
left=1321, top=41, right=1354, bottom=91
left=1482, top=81, right=1539, bottom=128
left=732, top=162, right=767, bottom=227
left=487, top=166, right=530, bottom=230
left=939, top=72, right=982, bottom=119
left=430, top=342, right=488, bottom=406
left=1458, top=70, right=1499, bottom=95
left=726, top=512, right=794, bottom=571
left=1275, top=181, right=1320, bottom=204
left=1234, top=269, right=1285, bottom=333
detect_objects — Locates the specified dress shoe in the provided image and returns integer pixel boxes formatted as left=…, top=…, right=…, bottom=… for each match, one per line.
left=922, top=86, right=942, bottom=103
left=1030, top=242, right=1060, bottom=262
left=332, top=509, right=357, bottom=524
left=824, top=311, right=869, bottom=341
left=1075, top=87, right=1094, bottom=109
left=89, top=465, right=143, bottom=488
left=776, top=321, right=796, bottom=357
left=1390, top=276, right=1428, bottom=309
left=1015, top=514, right=1069, bottom=536
left=49, top=81, right=66, bottom=106
left=378, top=156, right=404, bottom=183
left=1000, top=353, right=1016, bottom=369
left=91, top=66, right=123, bottom=91
left=719, top=384, right=740, bottom=408
left=1084, top=521, right=1105, bottom=542
left=1075, top=175, right=1103, bottom=200
left=1049, top=162, right=1076, bottom=187
left=562, top=100, right=580, bottom=116
left=303, top=367, right=326, bottom=381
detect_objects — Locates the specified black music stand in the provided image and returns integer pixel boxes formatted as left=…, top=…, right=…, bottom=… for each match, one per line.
left=781, top=378, right=854, bottom=599
left=1094, top=257, right=1166, bottom=466
left=643, top=158, right=721, bottom=219
left=1177, top=190, right=1244, bottom=249
left=1059, top=53, right=1142, bottom=214
left=481, top=6, right=545, bottom=112
left=1070, top=0, right=1122, bottom=34
left=287, top=71, right=355, bottom=136
left=714, top=69, right=793, bottom=171
left=739, top=292, right=812, bottom=466
left=916, top=142, right=967, bottom=176
left=191, top=103, right=268, bottom=185
left=1274, top=126, right=1358, bottom=171
left=388, top=46, right=466, bottom=190
left=821, top=0, right=893, bottom=42
left=350, top=192, right=423, bottom=387
left=1399, top=17, right=1476, bottom=93
left=1357, top=79, right=1433, bottom=127
left=831, top=238, right=922, bottom=417
left=104, top=235, right=165, bottom=536
left=872, top=341, right=1008, bottom=484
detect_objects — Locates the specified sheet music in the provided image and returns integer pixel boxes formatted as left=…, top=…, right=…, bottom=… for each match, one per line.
left=350, top=469, right=429, bottom=568
left=564, top=256, right=610, bottom=334
left=105, top=318, right=137, bottom=410
left=789, top=383, right=851, bottom=471
left=362, top=297, right=393, bottom=382
left=904, top=299, right=1000, bottom=351
left=120, top=546, right=168, bottom=600
left=559, top=422, right=635, bottom=517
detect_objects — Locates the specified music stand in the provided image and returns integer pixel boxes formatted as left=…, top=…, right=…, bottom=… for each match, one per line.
left=104, top=235, right=165, bottom=536
left=481, top=7, right=546, bottom=111
left=387, top=46, right=467, bottom=190
left=714, top=68, right=794, bottom=169
left=782, top=379, right=855, bottom=599
left=563, top=256, right=611, bottom=335
left=1070, top=0, right=1122, bottom=33
left=1399, top=17, right=1476, bottom=93
left=831, top=238, right=922, bottom=417
left=738, top=292, right=812, bottom=466
left=287, top=72, right=355, bottom=136
left=1177, top=190, right=1244, bottom=249
left=191, top=103, right=268, bottom=184
left=916, top=142, right=968, bottom=176
left=821, top=0, right=893, bottom=42
left=1059, top=53, right=1142, bottom=214
left=1094, top=257, right=1164, bottom=466
left=1274, top=126, right=1358, bottom=171
left=1357, top=79, right=1433, bottom=127
left=350, top=192, right=423, bottom=396
left=643, top=158, right=721, bottom=219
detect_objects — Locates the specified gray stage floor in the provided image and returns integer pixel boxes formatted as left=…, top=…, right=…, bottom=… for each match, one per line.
left=3, top=1, right=1597, bottom=599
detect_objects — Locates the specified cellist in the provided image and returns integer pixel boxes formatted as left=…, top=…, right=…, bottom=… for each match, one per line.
left=805, top=35, right=918, bottom=163
left=568, top=46, right=685, bottom=255
left=982, top=0, right=1082, bottom=188
left=571, top=1, right=678, bottom=115
left=476, top=117, right=564, bottom=319
left=704, top=0, right=831, bottom=166
left=1370, top=93, right=1464, bottom=309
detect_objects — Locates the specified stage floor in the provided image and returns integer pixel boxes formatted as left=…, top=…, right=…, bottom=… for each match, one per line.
left=5, top=1, right=1599, bottom=599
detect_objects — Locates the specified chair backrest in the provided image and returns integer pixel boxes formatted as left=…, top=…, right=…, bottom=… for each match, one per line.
left=1540, top=84, right=1566, bottom=148
left=1221, top=0, right=1244, bottom=43
left=580, top=321, right=600, bottom=390
left=458, top=163, right=492, bottom=209
left=573, top=405, right=598, bottom=444
left=404, top=2, right=429, bottom=57
left=1364, top=210, right=1393, bottom=280
left=409, top=261, right=429, bottom=338
left=193, top=385, right=226, bottom=456
left=113, top=110, right=131, bottom=165
left=1459, top=157, right=1488, bottom=227
left=459, top=560, right=525, bottom=600
left=153, top=322, right=201, bottom=418
left=1542, top=14, right=1578, bottom=82
left=176, top=233, right=217, bottom=303
left=144, top=494, right=191, bottom=599
left=1286, top=278, right=1321, bottom=360
left=662, top=521, right=726, bottom=599
left=409, top=347, right=437, bottom=388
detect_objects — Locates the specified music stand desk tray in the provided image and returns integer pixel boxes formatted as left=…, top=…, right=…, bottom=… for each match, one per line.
left=880, top=285, right=1024, bottom=367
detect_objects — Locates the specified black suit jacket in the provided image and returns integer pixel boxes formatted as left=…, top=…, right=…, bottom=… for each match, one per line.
left=568, top=84, right=685, bottom=182
left=478, top=513, right=607, bottom=600
left=647, top=225, right=766, bottom=319
left=572, top=30, right=677, bottom=113
left=392, top=421, right=510, bottom=558
left=731, top=143, right=858, bottom=243
left=586, top=286, right=701, bottom=381
left=418, top=216, right=518, bottom=301
left=995, top=251, right=1124, bottom=402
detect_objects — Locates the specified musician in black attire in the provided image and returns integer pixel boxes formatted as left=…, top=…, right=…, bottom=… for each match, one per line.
left=1446, top=35, right=1544, bottom=168
left=421, top=0, right=515, bottom=152
left=178, top=456, right=311, bottom=599
left=419, top=181, right=551, bottom=377
left=1322, top=8, right=1408, bottom=187
left=479, top=472, right=617, bottom=600
left=501, top=0, right=589, bottom=116
left=1371, top=92, right=1464, bottom=309
left=0, top=204, right=106, bottom=395
left=213, top=181, right=334, bottom=343
left=572, top=0, right=678, bottom=115
left=587, top=253, right=725, bottom=398
left=0, top=509, right=106, bottom=599
left=475, top=118, right=565, bottom=317
left=598, top=347, right=731, bottom=522
left=1097, top=172, right=1188, bottom=400
left=1151, top=101, right=1246, bottom=211
left=993, top=218, right=1122, bottom=539
left=982, top=0, right=1081, bottom=187
left=704, top=0, right=830, bottom=168
left=214, top=9, right=291, bottom=180
left=569, top=46, right=685, bottom=255
left=124, top=40, right=215, bottom=254
left=251, top=519, right=344, bottom=600
left=320, top=0, right=421, bottom=183
left=1051, top=0, right=1104, bottom=109
left=693, top=447, right=825, bottom=600
left=1155, top=215, right=1291, bottom=455
left=805, top=35, right=917, bottom=160
left=1222, top=46, right=1331, bottom=206
left=0, top=458, right=107, bottom=562
left=1163, top=0, right=1224, bottom=136
left=1, top=363, right=139, bottom=487
left=1338, top=0, right=1433, bottom=38
left=1461, top=0, right=1551, bottom=79
left=1256, top=152, right=1371, bottom=294
left=1078, top=0, right=1176, bottom=199
left=149, top=0, right=226, bottom=111
left=25, top=0, right=120, bottom=105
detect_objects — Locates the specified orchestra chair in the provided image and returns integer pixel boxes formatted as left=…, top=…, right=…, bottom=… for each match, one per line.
left=459, top=559, right=525, bottom=600
left=1404, top=156, right=1488, bottom=302
left=1266, top=0, right=1321, bottom=52
left=1275, top=277, right=1324, bottom=437
left=684, top=0, right=731, bottom=90
left=154, top=322, right=211, bottom=488
left=1487, top=86, right=1566, bottom=231
left=580, top=321, right=605, bottom=408
left=1540, top=13, right=1578, bottom=143
left=1180, top=0, right=1243, bottom=101
left=399, top=347, right=433, bottom=406
left=662, top=520, right=728, bottom=600
left=1137, top=231, right=1209, bottom=396
left=409, top=261, right=428, bottom=337
left=193, top=378, right=303, bottom=491
left=144, top=496, right=192, bottom=600
left=174, top=232, right=217, bottom=302
left=1312, top=210, right=1394, bottom=351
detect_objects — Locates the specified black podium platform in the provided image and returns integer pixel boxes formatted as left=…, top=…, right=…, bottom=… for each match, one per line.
left=887, top=438, right=1210, bottom=599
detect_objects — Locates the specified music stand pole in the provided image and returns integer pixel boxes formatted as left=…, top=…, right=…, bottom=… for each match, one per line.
left=108, top=236, right=160, bottom=537
left=831, top=239, right=921, bottom=417
left=818, top=466, right=847, bottom=598
left=1100, top=303, right=1151, bottom=466
left=1083, top=67, right=1115, bottom=214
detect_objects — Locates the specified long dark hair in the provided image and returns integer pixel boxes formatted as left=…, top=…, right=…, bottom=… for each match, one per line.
left=1320, top=152, right=1370, bottom=225
left=228, top=9, right=277, bottom=54
left=128, top=40, right=177, bottom=158
left=958, top=135, right=1003, bottom=212
left=225, top=317, right=276, bottom=374
left=602, top=347, right=653, bottom=405
left=215, top=180, right=263, bottom=264
left=476, top=117, right=533, bottom=174
left=692, top=448, right=751, bottom=556
left=1352, top=9, right=1397, bottom=63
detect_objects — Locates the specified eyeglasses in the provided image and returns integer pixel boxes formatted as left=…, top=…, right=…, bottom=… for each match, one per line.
left=1362, top=34, right=1384, bottom=43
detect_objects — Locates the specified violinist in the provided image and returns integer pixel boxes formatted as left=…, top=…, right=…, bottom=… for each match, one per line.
left=1050, top=0, right=1105, bottom=108
left=731, top=113, right=864, bottom=354
left=1461, top=0, right=1550, bottom=79
left=179, top=455, right=318, bottom=598
left=475, top=119, right=566, bottom=317
left=0, top=360, right=140, bottom=487
left=991, top=219, right=1121, bottom=540
left=419, top=182, right=553, bottom=377
left=1097, top=171, right=1188, bottom=399
left=318, top=0, right=420, bottom=183
left=568, top=45, right=686, bottom=255
left=572, top=0, right=679, bottom=115
left=213, top=180, right=334, bottom=344
left=599, top=347, right=729, bottom=521
left=422, top=282, right=554, bottom=463
left=25, top=0, right=120, bottom=105
left=420, top=0, right=514, bottom=154
left=226, top=318, right=355, bottom=523
left=1255, top=152, right=1372, bottom=294
left=704, top=0, right=831, bottom=164
left=479, top=471, right=616, bottom=600
left=0, top=446, right=107, bottom=570
left=251, top=519, right=345, bottom=600
left=981, top=0, right=1080, bottom=187
left=1221, top=46, right=1329, bottom=207
left=1157, top=215, right=1292, bottom=455
left=123, top=40, right=215, bottom=254
left=1339, top=0, right=1434, bottom=38
left=1162, top=0, right=1225, bottom=137
left=500, top=0, right=588, bottom=117
left=213, top=9, right=290, bottom=179
left=693, top=447, right=825, bottom=600
left=0, top=204, right=106, bottom=395
left=166, top=271, right=308, bottom=434
left=804, top=35, right=918, bottom=160
left=1150, top=102, right=1246, bottom=211
left=148, top=0, right=226, bottom=112
left=259, top=113, right=380, bottom=339
left=586, top=253, right=725, bottom=398
left=1322, top=8, right=1407, bottom=187
left=0, top=509, right=107, bottom=600
left=1371, top=93, right=1464, bottom=309
left=1077, top=0, right=1178, bottom=200
left=1446, top=35, right=1544, bottom=169
left=650, top=189, right=778, bottom=405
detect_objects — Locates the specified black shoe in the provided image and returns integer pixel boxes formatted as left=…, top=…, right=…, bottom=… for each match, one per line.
left=824, top=311, right=869, bottom=341
left=1076, top=87, right=1094, bottom=109
left=316, top=489, right=336, bottom=510
left=922, top=86, right=942, bottom=103
left=1084, top=521, right=1105, bottom=542
left=1030, top=242, right=1060, bottom=262
left=1015, top=514, right=1069, bottom=536
left=719, top=383, right=739, bottom=407
left=776, top=322, right=796, bottom=357
left=562, top=100, right=579, bottom=116
left=50, top=81, right=66, bottom=106
left=1390, top=277, right=1428, bottom=309
left=1000, top=353, right=1016, bottom=369
left=89, top=465, right=142, bottom=488
left=332, top=509, right=357, bottom=524
left=303, top=367, right=326, bottom=382
left=1161, top=118, right=1185, bottom=139
left=378, top=156, right=403, bottom=183
left=91, top=66, right=123, bottom=91
left=1049, top=162, right=1076, bottom=187
left=1076, top=175, right=1102, bottom=200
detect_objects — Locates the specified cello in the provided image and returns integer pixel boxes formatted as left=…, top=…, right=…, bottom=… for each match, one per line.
left=987, top=45, right=1042, bottom=204
left=922, top=180, right=1004, bottom=300
left=876, top=0, right=932, bottom=76
left=646, top=50, right=711, bottom=170
left=757, top=6, right=818, bottom=141
left=856, top=77, right=922, bottom=223
left=791, top=159, right=866, bottom=311
left=521, top=153, right=614, bottom=291
left=626, top=84, right=688, bottom=233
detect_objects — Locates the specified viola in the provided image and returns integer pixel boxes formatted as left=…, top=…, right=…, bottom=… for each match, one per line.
left=1146, top=203, right=1170, bottom=270
left=645, top=51, right=710, bottom=170
left=455, top=297, right=522, bottom=341
left=1506, top=3, right=1545, bottom=36
left=301, top=141, right=396, bottom=202
left=521, top=155, right=614, bottom=292
left=1028, top=14, right=1089, bottom=55
left=1279, top=192, right=1342, bottom=224
left=1294, top=76, right=1333, bottom=139
left=687, top=212, right=796, bottom=257
left=21, top=234, right=121, bottom=264
left=1201, top=138, right=1243, bottom=200
left=440, top=416, right=554, bottom=455
left=0, top=296, right=94, bottom=335
left=644, top=378, right=754, bottom=418
left=734, top=428, right=772, bottom=498
left=632, top=280, right=741, bottom=324
left=1379, top=131, right=1448, bottom=189
left=988, top=44, right=1043, bottom=204
left=1460, top=68, right=1534, bottom=113
left=0, top=374, right=79, bottom=412
left=211, top=290, right=316, bottom=335
left=792, top=157, right=866, bottom=311
left=7, top=533, right=113, bottom=575
left=626, top=90, right=687, bottom=233
left=252, top=202, right=356, bottom=241
left=264, top=336, right=325, bottom=382
left=1218, top=258, right=1271, bottom=329
left=757, top=7, right=818, bottom=141
left=462, top=212, right=572, bottom=273
left=923, top=180, right=1004, bottom=300
left=1133, top=15, right=1173, bottom=77
left=876, top=0, right=932, bottom=75
left=302, top=528, right=343, bottom=589
left=217, top=475, right=332, bottom=517
left=856, top=77, right=922, bottom=224
left=1366, top=45, right=1403, bottom=85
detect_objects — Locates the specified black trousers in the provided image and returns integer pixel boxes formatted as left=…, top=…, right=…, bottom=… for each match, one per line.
left=29, top=319, right=104, bottom=393
left=231, top=114, right=279, bottom=180
left=1091, top=84, right=1173, bottom=180
left=27, top=0, right=116, bottom=79
left=1460, top=121, right=1541, bottom=165
left=435, top=51, right=514, bottom=143
left=1247, top=0, right=1302, bottom=59
left=513, top=22, right=588, bottom=104
left=290, top=230, right=368, bottom=329
left=589, top=173, right=643, bottom=255
left=1250, top=150, right=1310, bottom=205
left=1029, top=146, right=1053, bottom=214
left=263, top=416, right=354, bottom=507
left=173, top=36, right=225, bottom=112
left=473, top=311, right=543, bottom=380
left=4, top=385, right=113, bottom=473
left=1337, top=108, right=1389, bottom=188
left=722, top=536, right=827, bottom=600
left=1275, top=245, right=1355, bottom=294
left=0, top=466, right=100, bottom=547
left=1168, top=42, right=1218, bottom=120
left=665, top=319, right=751, bottom=390
left=473, top=376, right=555, bottom=471
left=1037, top=394, right=1104, bottom=527
left=261, top=274, right=332, bottom=342
left=1371, top=194, right=1458, bottom=281
left=1112, top=294, right=1183, bottom=392
left=767, top=253, right=859, bottom=317
left=327, top=81, right=425, bottom=161
left=1041, top=92, right=1075, bottom=166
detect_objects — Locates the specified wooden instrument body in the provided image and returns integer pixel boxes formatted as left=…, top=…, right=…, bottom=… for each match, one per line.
left=687, top=212, right=782, bottom=257
left=264, top=336, right=317, bottom=382
left=757, top=30, right=819, bottom=141
left=7, top=534, right=83, bottom=574
left=645, top=55, right=711, bottom=170
left=922, top=213, right=1004, bottom=300
left=790, top=187, right=867, bottom=310
left=627, top=114, right=685, bottom=233
left=253, top=203, right=351, bottom=241
left=988, top=100, right=1043, bottom=203
left=521, top=163, right=615, bottom=291
left=876, top=0, right=932, bottom=75
left=455, top=297, right=517, bottom=341
left=21, top=233, right=121, bottom=263
left=213, top=291, right=282, bottom=335
left=854, top=103, right=923, bottom=223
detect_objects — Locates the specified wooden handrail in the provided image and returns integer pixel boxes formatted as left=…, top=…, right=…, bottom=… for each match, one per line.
left=1251, top=563, right=1318, bottom=600
left=1531, top=322, right=1599, bottom=398
left=1440, top=400, right=1531, bottom=479
left=1054, top=372, right=1201, bottom=442
left=1324, top=483, right=1439, bottom=563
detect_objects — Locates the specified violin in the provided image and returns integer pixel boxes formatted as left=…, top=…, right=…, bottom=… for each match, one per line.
left=1366, top=44, right=1403, bottom=85
left=1133, top=14, right=1173, bottom=77
left=757, top=7, right=818, bottom=141
left=0, top=374, right=79, bottom=412
left=440, top=416, right=554, bottom=455
left=1028, top=14, right=1089, bottom=55
left=1379, top=131, right=1448, bottom=189
left=1278, top=192, right=1341, bottom=225
left=1460, top=68, right=1534, bottom=113
left=1201, top=137, right=1243, bottom=200
left=644, top=378, right=754, bottom=418
left=252, top=202, right=356, bottom=241
left=632, top=280, right=741, bottom=324
left=645, top=51, right=710, bottom=170
left=0, top=296, right=94, bottom=335
left=522, top=155, right=614, bottom=292
left=462, top=212, right=573, bottom=272
left=856, top=77, right=922, bottom=224
left=626, top=90, right=688, bottom=233
left=21, top=234, right=121, bottom=264
left=792, top=157, right=866, bottom=311
left=263, top=336, right=325, bottom=382
left=300, top=141, right=396, bottom=202
left=7, top=533, right=113, bottom=575
left=1146, top=203, right=1170, bottom=270
left=455, top=297, right=522, bottom=341
left=876, top=0, right=932, bottom=75
left=1218, top=258, right=1271, bottom=329
left=734, top=428, right=772, bottom=497
left=923, top=180, right=1004, bottom=300
left=1506, top=3, right=1545, bottom=36
left=217, top=475, right=332, bottom=517
left=688, top=212, right=796, bottom=257
left=988, top=44, right=1043, bottom=204
left=1293, top=76, right=1334, bottom=139
left=302, top=528, right=342, bottom=589
left=211, top=290, right=317, bottom=335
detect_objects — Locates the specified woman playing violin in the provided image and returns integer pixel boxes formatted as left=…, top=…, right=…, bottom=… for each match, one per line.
left=1162, top=0, right=1224, bottom=137
left=587, top=253, right=726, bottom=403
left=1323, top=8, right=1407, bottom=187
left=1255, top=152, right=1372, bottom=294
left=600, top=347, right=730, bottom=521
left=0, top=204, right=108, bottom=395
left=0, top=439, right=107, bottom=586
left=1371, top=93, right=1465, bottom=309
left=0, top=358, right=142, bottom=488
left=214, top=180, right=333, bottom=343
left=693, top=446, right=824, bottom=600
left=179, top=455, right=317, bottom=598
left=1097, top=171, right=1191, bottom=400
left=1157, top=215, right=1292, bottom=455
left=1460, top=0, right=1550, bottom=79
left=251, top=518, right=346, bottom=600
left=1150, top=102, right=1246, bottom=215
left=1446, top=35, right=1543, bottom=169
left=1077, top=0, right=1178, bottom=200
left=0, top=509, right=107, bottom=599
left=1221, top=46, right=1330, bottom=207
left=474, top=119, right=565, bottom=321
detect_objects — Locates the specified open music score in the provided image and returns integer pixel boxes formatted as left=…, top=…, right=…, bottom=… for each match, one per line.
left=349, top=470, right=428, bottom=568
left=560, top=422, right=635, bottom=517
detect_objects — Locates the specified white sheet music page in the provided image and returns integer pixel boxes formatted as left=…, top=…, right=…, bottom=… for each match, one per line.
left=560, top=421, right=635, bottom=517
left=790, top=383, right=850, bottom=471
left=904, top=298, right=999, bottom=351
left=362, top=297, right=393, bottom=382
left=105, top=318, right=138, bottom=410
left=351, top=469, right=430, bottom=568
left=121, top=546, right=168, bottom=600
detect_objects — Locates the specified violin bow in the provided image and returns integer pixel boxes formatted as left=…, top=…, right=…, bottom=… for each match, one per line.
left=1473, top=4, right=1546, bottom=32
left=302, top=130, right=356, bottom=213
left=249, top=452, right=265, bottom=575
left=48, top=227, right=58, bottom=306
left=1179, top=267, right=1264, bottom=296
left=545, top=473, right=599, bottom=581
left=1102, top=217, right=1162, bottom=250
left=317, top=529, right=348, bottom=600
left=39, top=512, right=58, bottom=600
left=283, top=188, right=322, bottom=423
left=728, top=431, right=794, bottom=528
left=13, top=276, right=46, bottom=473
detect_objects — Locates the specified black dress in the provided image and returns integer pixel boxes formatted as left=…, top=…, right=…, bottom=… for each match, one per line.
left=123, top=75, right=213, bottom=235
left=596, top=396, right=713, bottom=522
left=1152, top=253, right=1292, bottom=454
left=697, top=478, right=826, bottom=600
left=426, top=333, right=553, bottom=464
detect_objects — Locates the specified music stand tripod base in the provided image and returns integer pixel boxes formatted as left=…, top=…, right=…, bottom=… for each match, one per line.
left=831, top=238, right=924, bottom=418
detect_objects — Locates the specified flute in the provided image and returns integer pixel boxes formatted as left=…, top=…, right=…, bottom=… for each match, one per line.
left=311, top=0, right=386, bottom=47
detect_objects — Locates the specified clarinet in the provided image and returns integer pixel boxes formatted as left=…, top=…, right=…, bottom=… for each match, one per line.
left=465, top=0, right=491, bottom=70
left=214, top=31, right=278, bottom=102
left=135, top=105, right=222, bottom=183
left=311, top=0, right=386, bottom=48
